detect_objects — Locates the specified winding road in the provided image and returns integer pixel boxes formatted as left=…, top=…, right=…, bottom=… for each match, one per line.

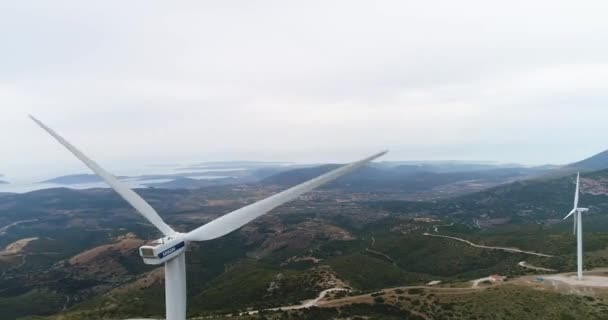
left=0, top=255, right=27, bottom=279
left=0, top=219, right=38, bottom=235
left=433, top=223, right=454, bottom=233
left=423, top=233, right=554, bottom=257
left=243, top=288, right=350, bottom=315
left=471, top=277, right=492, bottom=288
left=518, top=261, right=556, bottom=272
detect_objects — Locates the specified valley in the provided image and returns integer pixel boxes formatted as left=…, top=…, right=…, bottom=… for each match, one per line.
left=2, top=157, right=608, bottom=319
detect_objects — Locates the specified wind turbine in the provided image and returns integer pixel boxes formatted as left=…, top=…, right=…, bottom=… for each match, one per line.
left=29, top=115, right=387, bottom=320
left=563, top=172, right=588, bottom=280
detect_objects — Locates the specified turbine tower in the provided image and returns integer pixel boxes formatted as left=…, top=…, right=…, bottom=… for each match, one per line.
left=563, top=172, right=588, bottom=280
left=30, top=115, right=387, bottom=320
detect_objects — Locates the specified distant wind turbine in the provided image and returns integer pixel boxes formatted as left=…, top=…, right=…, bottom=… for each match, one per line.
left=563, top=172, right=589, bottom=280
left=29, top=115, right=387, bottom=320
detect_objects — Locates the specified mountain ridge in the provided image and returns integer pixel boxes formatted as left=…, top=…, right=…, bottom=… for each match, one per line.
left=567, top=149, right=608, bottom=171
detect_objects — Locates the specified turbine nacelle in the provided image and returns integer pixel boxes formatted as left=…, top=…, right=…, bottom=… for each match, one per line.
left=139, top=234, right=188, bottom=265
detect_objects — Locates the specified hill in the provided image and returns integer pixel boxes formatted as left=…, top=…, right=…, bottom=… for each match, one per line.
left=373, top=169, right=608, bottom=225
left=262, top=164, right=549, bottom=199
left=41, top=174, right=104, bottom=185
left=143, top=177, right=240, bottom=189
left=3, top=166, right=608, bottom=319
left=379, top=160, right=530, bottom=173
left=567, top=149, right=608, bottom=171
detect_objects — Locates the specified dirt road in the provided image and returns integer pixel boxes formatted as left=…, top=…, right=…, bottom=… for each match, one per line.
left=243, top=288, right=350, bottom=315
left=0, top=219, right=38, bottom=235
left=518, top=261, right=556, bottom=272
left=424, top=233, right=554, bottom=257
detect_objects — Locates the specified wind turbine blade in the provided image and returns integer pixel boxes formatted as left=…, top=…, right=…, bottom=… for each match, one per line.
left=564, top=208, right=576, bottom=220
left=29, top=115, right=176, bottom=236
left=185, top=150, right=387, bottom=241
left=574, top=172, right=580, bottom=209
left=573, top=213, right=577, bottom=235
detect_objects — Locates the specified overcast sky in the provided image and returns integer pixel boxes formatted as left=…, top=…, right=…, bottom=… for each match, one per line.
left=2, top=1, right=608, bottom=182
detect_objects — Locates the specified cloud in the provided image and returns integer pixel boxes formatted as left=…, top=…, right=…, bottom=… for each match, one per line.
left=2, top=0, right=608, bottom=181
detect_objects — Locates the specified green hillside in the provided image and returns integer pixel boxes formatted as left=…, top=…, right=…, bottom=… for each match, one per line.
left=4, top=168, right=608, bottom=319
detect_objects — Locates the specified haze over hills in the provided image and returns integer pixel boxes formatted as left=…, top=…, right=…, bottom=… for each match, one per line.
left=2, top=159, right=554, bottom=195
left=41, top=174, right=106, bottom=185
left=2, top=150, right=608, bottom=319
left=5, top=148, right=608, bottom=196
left=179, top=161, right=293, bottom=171
left=261, top=163, right=553, bottom=200
left=6, top=0, right=608, bottom=318
left=376, top=160, right=541, bottom=172
left=2, top=151, right=608, bottom=319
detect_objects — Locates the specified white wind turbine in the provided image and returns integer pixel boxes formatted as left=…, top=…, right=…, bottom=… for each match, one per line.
left=563, top=172, right=588, bottom=280
left=30, top=115, right=387, bottom=320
